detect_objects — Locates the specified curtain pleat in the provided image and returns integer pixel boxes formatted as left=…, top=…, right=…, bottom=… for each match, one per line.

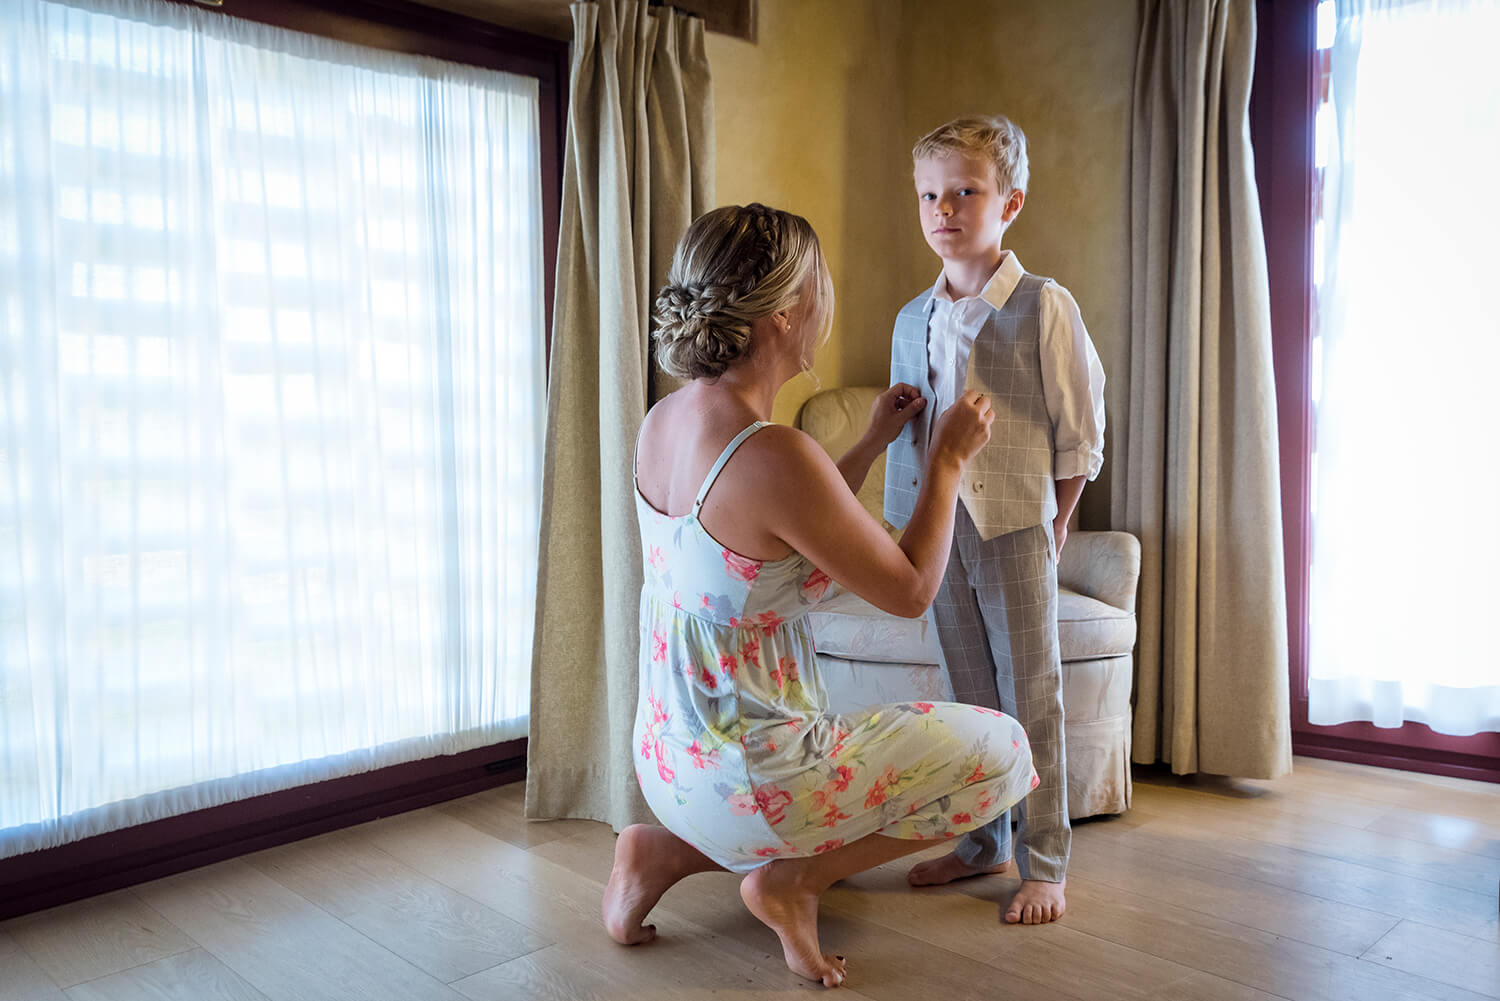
left=1115, top=0, right=1291, bottom=778
left=525, top=0, right=713, bottom=829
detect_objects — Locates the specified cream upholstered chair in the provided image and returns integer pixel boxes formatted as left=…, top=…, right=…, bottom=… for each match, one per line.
left=796, top=387, right=1142, bottom=819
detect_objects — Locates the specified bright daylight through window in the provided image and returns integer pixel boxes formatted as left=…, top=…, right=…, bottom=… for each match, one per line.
left=0, top=0, right=545, bottom=857
left=1306, top=0, right=1500, bottom=736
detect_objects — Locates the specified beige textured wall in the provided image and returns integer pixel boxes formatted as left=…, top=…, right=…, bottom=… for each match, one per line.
left=706, top=0, right=910, bottom=427
left=709, top=0, right=1136, bottom=526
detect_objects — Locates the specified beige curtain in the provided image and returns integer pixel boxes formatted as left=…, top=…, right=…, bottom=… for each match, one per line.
left=526, top=0, right=713, bottom=828
left=1114, top=0, right=1291, bottom=778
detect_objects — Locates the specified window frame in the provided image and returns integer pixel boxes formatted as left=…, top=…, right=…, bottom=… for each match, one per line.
left=0, top=0, right=565, bottom=919
left=1252, top=0, right=1500, bottom=784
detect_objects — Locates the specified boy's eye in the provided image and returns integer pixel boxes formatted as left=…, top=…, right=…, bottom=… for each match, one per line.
left=958, top=188, right=975, bottom=196
left=919, top=192, right=935, bottom=201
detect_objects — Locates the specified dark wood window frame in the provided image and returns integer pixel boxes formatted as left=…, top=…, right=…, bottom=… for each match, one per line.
left=0, top=0, right=565, bottom=921
left=1252, top=0, right=1500, bottom=785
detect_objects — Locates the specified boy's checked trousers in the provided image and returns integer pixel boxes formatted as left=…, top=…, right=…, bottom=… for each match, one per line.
left=929, top=503, right=1070, bottom=883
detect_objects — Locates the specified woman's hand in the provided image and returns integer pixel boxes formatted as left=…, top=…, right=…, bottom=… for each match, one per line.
left=930, top=390, right=994, bottom=469
left=864, top=383, right=927, bottom=449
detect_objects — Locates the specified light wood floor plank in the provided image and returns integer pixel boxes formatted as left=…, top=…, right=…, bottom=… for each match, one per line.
left=134, top=859, right=465, bottom=1001
left=826, top=850, right=1203, bottom=1001
left=1364, top=805, right=1500, bottom=862
left=63, top=948, right=269, bottom=1001
left=985, top=870, right=1493, bottom=1001
left=10, top=756, right=1496, bottom=1001
left=358, top=809, right=841, bottom=995
left=1151, top=971, right=1294, bottom=1001
left=0, top=931, right=67, bottom=1001
left=452, top=939, right=880, bottom=1001
left=247, top=827, right=549, bottom=982
left=1361, top=920, right=1500, bottom=998
left=1068, top=818, right=1400, bottom=955
left=529, top=823, right=1082, bottom=1001
left=1126, top=780, right=1500, bottom=896
left=1291, top=757, right=1500, bottom=825
left=1117, top=793, right=1499, bottom=942
left=0, top=891, right=194, bottom=989
left=437, top=785, right=601, bottom=852
left=1134, top=769, right=1392, bottom=828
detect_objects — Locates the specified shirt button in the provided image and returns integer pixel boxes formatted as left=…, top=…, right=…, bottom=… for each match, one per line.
left=911, top=478, right=918, bottom=487
left=974, top=481, right=983, bottom=491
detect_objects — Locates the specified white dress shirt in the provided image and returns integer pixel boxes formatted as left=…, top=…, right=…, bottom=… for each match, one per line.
left=926, top=250, right=1106, bottom=481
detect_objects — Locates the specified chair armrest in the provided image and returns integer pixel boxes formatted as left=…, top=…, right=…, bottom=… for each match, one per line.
left=1058, top=530, right=1141, bottom=613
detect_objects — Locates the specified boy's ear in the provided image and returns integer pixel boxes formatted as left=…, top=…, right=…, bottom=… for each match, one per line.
left=1003, top=190, right=1025, bottom=224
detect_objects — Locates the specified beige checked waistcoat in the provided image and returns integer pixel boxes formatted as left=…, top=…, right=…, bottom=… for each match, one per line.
left=883, top=273, right=1055, bottom=542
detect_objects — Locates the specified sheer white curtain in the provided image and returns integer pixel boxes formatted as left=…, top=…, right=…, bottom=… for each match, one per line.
left=1308, top=0, right=1500, bottom=735
left=0, top=0, right=545, bottom=858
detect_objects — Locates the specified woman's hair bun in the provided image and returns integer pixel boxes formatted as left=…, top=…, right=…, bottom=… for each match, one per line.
left=651, top=203, right=830, bottom=381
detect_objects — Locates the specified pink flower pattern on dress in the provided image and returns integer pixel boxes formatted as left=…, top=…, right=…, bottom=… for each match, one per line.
left=630, top=455, right=1035, bottom=873
left=800, top=568, right=832, bottom=603
left=754, top=783, right=794, bottom=825
left=722, top=549, right=762, bottom=582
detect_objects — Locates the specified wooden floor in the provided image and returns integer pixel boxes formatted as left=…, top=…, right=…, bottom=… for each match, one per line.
left=3, top=756, right=1497, bottom=1001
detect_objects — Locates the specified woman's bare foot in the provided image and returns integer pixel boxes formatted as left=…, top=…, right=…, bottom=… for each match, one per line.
left=603, top=825, right=718, bottom=945
left=740, top=860, right=847, bottom=988
left=1004, top=878, right=1066, bottom=925
left=906, top=851, right=1012, bottom=886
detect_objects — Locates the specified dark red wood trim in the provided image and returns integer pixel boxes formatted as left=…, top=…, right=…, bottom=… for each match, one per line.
left=1254, top=0, right=1498, bottom=782
left=540, top=43, right=568, bottom=372
left=1252, top=0, right=1317, bottom=731
left=157, top=0, right=566, bottom=81
left=1294, top=724, right=1500, bottom=784
left=0, top=739, right=526, bottom=921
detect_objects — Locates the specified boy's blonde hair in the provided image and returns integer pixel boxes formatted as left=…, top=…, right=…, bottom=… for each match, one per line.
left=912, top=115, right=1029, bottom=196
left=653, top=203, right=834, bottom=381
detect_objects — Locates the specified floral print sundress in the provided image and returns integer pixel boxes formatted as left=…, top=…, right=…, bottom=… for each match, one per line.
left=632, top=421, right=1038, bottom=873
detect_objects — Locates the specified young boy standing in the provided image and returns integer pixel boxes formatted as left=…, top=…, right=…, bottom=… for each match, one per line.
left=884, top=115, right=1105, bottom=925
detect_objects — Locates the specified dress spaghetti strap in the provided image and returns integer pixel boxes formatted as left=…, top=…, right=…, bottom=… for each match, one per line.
left=693, top=421, right=770, bottom=514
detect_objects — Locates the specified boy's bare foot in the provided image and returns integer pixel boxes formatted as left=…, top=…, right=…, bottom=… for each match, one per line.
left=1004, top=878, right=1066, bottom=925
left=740, top=860, right=847, bottom=988
left=906, top=851, right=1012, bottom=886
left=603, top=825, right=702, bottom=945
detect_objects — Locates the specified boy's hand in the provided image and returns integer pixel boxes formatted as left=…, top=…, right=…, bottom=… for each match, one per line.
left=865, top=383, right=927, bottom=448
left=931, top=391, right=994, bottom=468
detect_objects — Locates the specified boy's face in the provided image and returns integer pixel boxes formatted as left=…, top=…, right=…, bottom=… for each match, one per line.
left=913, top=152, right=1022, bottom=267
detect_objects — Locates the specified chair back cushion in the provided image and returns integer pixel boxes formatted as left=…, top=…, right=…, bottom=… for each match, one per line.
left=795, top=387, right=895, bottom=533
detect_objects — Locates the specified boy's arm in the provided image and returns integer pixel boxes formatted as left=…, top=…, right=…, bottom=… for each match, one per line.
left=1038, top=281, right=1106, bottom=551
left=1054, top=475, right=1086, bottom=553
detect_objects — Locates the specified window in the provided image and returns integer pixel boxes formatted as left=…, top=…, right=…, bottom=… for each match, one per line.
left=1255, top=0, right=1500, bottom=781
left=1, top=0, right=554, bottom=856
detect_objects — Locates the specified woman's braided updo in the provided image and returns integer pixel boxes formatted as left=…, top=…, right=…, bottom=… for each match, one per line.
left=653, top=203, right=833, bottom=381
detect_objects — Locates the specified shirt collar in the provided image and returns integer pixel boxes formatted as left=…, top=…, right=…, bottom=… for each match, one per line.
left=925, top=250, right=1025, bottom=315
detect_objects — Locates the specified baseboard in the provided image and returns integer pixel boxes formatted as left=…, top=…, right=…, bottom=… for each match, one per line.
left=1292, top=733, right=1500, bottom=785
left=0, top=738, right=526, bottom=921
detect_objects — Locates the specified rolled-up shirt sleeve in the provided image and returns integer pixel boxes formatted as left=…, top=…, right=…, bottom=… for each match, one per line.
left=1039, top=280, right=1106, bottom=481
